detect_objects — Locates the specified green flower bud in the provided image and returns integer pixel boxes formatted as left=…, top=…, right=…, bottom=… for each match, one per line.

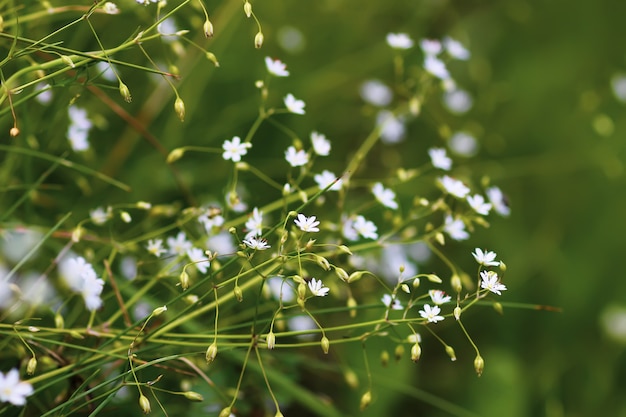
left=411, top=343, right=421, bottom=362
left=27, top=357, right=37, bottom=375
left=174, top=97, right=185, bottom=121
left=474, top=354, right=484, bottom=377
left=206, top=342, right=218, bottom=363
left=139, top=394, right=151, bottom=414
left=119, top=81, right=131, bottom=103
left=203, top=19, right=213, bottom=38
left=360, top=390, right=372, bottom=411
left=183, top=391, right=204, bottom=402
left=445, top=345, right=457, bottom=361
left=234, top=285, right=243, bottom=302
left=254, top=31, right=264, bottom=48
left=244, top=2, right=252, bottom=17
left=218, top=406, right=232, bottom=417
left=267, top=331, right=276, bottom=350
left=167, top=148, right=185, bottom=164
left=321, top=336, right=330, bottom=354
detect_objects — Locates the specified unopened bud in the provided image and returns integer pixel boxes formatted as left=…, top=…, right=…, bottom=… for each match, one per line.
left=320, top=336, right=330, bottom=354
left=120, top=211, right=132, bottom=223
left=499, top=261, right=507, bottom=272
left=234, top=285, right=243, bottom=302
left=167, top=148, right=185, bottom=164
left=426, top=274, right=443, bottom=283
left=338, top=244, right=352, bottom=255
left=347, top=296, right=357, bottom=318
left=435, top=232, right=445, bottom=245
left=297, top=282, right=307, bottom=299
left=119, top=81, right=131, bottom=102
left=493, top=302, right=503, bottom=315
left=348, top=271, right=365, bottom=283
left=27, top=357, right=37, bottom=375
left=409, top=96, right=421, bottom=116
left=394, top=344, right=405, bottom=361
left=335, top=267, right=349, bottom=281
left=244, top=1, right=252, bottom=17
left=451, top=274, right=462, bottom=293
left=254, top=31, right=264, bottom=48
left=454, top=306, right=462, bottom=320
left=445, top=345, right=457, bottom=361
left=139, top=394, right=151, bottom=414
left=174, top=97, right=185, bottom=121
left=9, top=127, right=19, bottom=137
left=315, top=255, right=330, bottom=271
left=401, top=283, right=410, bottom=294
left=218, top=406, right=232, bottom=417
left=410, top=343, right=421, bottom=362
left=179, top=270, right=190, bottom=290
left=474, top=354, right=484, bottom=376
left=380, top=350, right=389, bottom=367
left=206, top=342, right=218, bottom=363
left=203, top=19, right=213, bottom=38
left=71, top=226, right=83, bottom=243
left=61, top=55, right=75, bottom=68
left=152, top=305, right=167, bottom=316
left=183, top=391, right=204, bottom=401
left=205, top=52, right=219, bottom=67
left=267, top=331, right=276, bottom=349
left=359, top=390, right=372, bottom=411
left=412, top=277, right=420, bottom=288
left=55, top=312, right=64, bottom=329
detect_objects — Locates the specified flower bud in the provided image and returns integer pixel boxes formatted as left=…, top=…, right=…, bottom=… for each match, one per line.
left=61, top=55, right=75, bottom=68
left=174, top=97, right=185, bottom=121
left=27, top=357, right=37, bottom=375
left=451, top=274, right=462, bottom=293
left=9, top=127, right=19, bottom=137
left=474, top=354, right=484, bottom=376
left=335, top=267, right=349, bottom=281
left=409, top=96, right=421, bottom=116
left=244, top=1, right=252, bottom=17
left=167, top=148, right=185, bottom=164
left=426, top=274, right=443, bottom=283
left=71, top=226, right=83, bottom=243
left=297, top=282, right=307, bottom=299
left=120, top=211, right=132, bottom=223
left=410, top=343, right=421, bottom=362
left=454, top=306, right=462, bottom=320
left=401, top=284, right=410, bottom=294
left=254, top=31, right=264, bottom=48
left=183, top=391, right=204, bottom=401
left=499, top=261, right=507, bottom=272
left=218, top=406, right=232, bottom=417
left=347, top=296, right=357, bottom=318
left=359, top=390, right=372, bottom=411
left=119, top=81, right=131, bottom=102
left=412, top=277, right=420, bottom=288
left=275, top=411, right=284, bottom=417
left=320, top=336, right=330, bottom=354
left=203, top=19, right=213, bottom=38
left=55, top=312, right=65, bottom=329
left=315, top=255, right=331, bottom=271
left=348, top=271, right=366, bottom=283
left=445, top=345, right=457, bottom=361
left=267, top=331, right=276, bottom=350
left=205, top=52, right=219, bottom=67
left=139, top=394, right=151, bottom=414
left=206, top=342, right=218, bottom=363
left=394, top=344, right=405, bottom=361
left=380, top=350, right=389, bottom=367
left=344, top=368, right=359, bottom=388
left=179, top=270, right=190, bottom=290
left=152, top=305, right=167, bottom=316
left=234, top=285, right=243, bottom=302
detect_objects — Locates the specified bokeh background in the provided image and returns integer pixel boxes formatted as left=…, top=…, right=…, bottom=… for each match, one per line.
left=2, top=0, right=626, bottom=416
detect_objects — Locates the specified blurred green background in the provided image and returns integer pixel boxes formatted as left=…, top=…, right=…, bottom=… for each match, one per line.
left=3, top=0, right=626, bottom=416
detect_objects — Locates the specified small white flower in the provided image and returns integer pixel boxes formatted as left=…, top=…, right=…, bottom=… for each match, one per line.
left=284, top=93, right=305, bottom=114
left=386, top=33, right=414, bottom=49
left=243, top=236, right=271, bottom=250
left=424, top=55, right=450, bottom=80
left=443, top=37, right=470, bottom=60
left=146, top=239, right=166, bottom=257
left=486, top=186, right=510, bottom=217
left=419, top=304, right=445, bottom=323
left=439, top=175, right=470, bottom=198
left=81, top=273, right=104, bottom=311
left=377, top=110, right=406, bottom=144
left=89, top=207, right=111, bottom=225
left=480, top=270, right=507, bottom=295
left=67, top=106, right=92, bottom=152
left=372, top=182, right=398, bottom=210
left=467, top=194, right=492, bottom=215
left=294, top=214, right=320, bottom=233
left=314, top=170, right=343, bottom=191
left=245, top=207, right=264, bottom=237
left=360, top=79, right=393, bottom=107
left=60, top=256, right=97, bottom=292
left=167, top=231, right=192, bottom=256
left=0, top=369, right=34, bottom=406
left=103, top=2, right=120, bottom=14
left=444, top=215, right=469, bottom=241
left=428, top=290, right=451, bottom=305
left=472, top=248, right=500, bottom=267
left=265, top=56, right=290, bottom=77
left=352, top=215, right=378, bottom=240
left=381, top=294, right=403, bottom=310
left=187, top=247, right=210, bottom=273
left=428, top=147, right=452, bottom=170
left=420, top=39, right=442, bottom=56
left=198, top=213, right=224, bottom=233
left=308, top=278, right=329, bottom=297
left=285, top=146, right=309, bottom=167
left=443, top=88, right=473, bottom=114
left=449, top=131, right=478, bottom=157
left=222, top=136, right=251, bottom=162
left=310, top=131, right=331, bottom=156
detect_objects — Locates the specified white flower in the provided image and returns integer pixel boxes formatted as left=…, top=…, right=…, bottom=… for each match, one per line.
left=310, top=131, right=331, bottom=156
left=136, top=0, right=158, bottom=4
left=386, top=33, right=414, bottom=49
left=443, top=88, right=473, bottom=114
left=67, top=106, right=92, bottom=152
left=243, top=236, right=271, bottom=250
left=360, top=79, right=393, bottom=107
left=352, top=215, right=378, bottom=240
left=34, top=83, right=53, bottom=104
left=0, top=369, right=33, bottom=406
left=420, top=39, right=442, bottom=56
left=146, top=239, right=166, bottom=257
left=449, top=131, right=478, bottom=157
left=480, top=270, right=507, bottom=295
left=103, top=2, right=120, bottom=14
left=245, top=207, right=264, bottom=237
left=284, top=93, right=305, bottom=114
left=428, top=290, right=451, bottom=305
left=81, top=272, right=104, bottom=311
left=308, top=278, right=329, bottom=297
left=472, top=248, right=500, bottom=267
left=89, top=206, right=111, bottom=225
left=198, top=213, right=224, bottom=233
left=222, top=136, right=251, bottom=162
left=381, top=294, right=403, bottom=310
left=265, top=56, right=289, bottom=77
left=206, top=231, right=236, bottom=255
left=444, top=215, right=469, bottom=241
left=294, top=214, right=320, bottom=233
left=467, top=194, right=492, bottom=215
left=314, top=170, right=343, bottom=191
left=372, top=182, right=398, bottom=210
left=285, top=146, right=309, bottom=167
left=187, top=247, right=210, bottom=273
left=419, top=304, right=445, bottom=323
left=59, top=256, right=97, bottom=292
left=377, top=110, right=406, bottom=144
left=167, top=231, right=192, bottom=256
left=486, top=186, right=510, bottom=217
left=443, top=37, right=470, bottom=60
left=428, top=147, right=452, bottom=170
left=439, top=175, right=470, bottom=198
left=424, top=56, right=450, bottom=80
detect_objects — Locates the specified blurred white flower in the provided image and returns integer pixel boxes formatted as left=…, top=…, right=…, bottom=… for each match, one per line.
left=360, top=79, right=393, bottom=107
left=265, top=57, right=289, bottom=77
left=386, top=33, right=414, bottom=49
left=284, top=93, right=305, bottom=114
left=424, top=56, right=450, bottom=80
left=146, top=239, right=166, bottom=257
left=382, top=294, right=403, bottom=310
left=467, top=194, right=492, bottom=215
left=449, top=131, right=478, bottom=157
left=376, top=110, right=406, bottom=144
left=314, top=170, right=343, bottom=191
left=245, top=207, right=264, bottom=237
left=103, top=2, right=120, bottom=15
left=443, top=88, right=473, bottom=114
left=187, top=247, right=210, bottom=273
left=0, top=369, right=33, bottom=406
left=67, top=106, right=92, bottom=152
left=486, top=186, right=511, bottom=217
left=277, top=26, right=306, bottom=54
left=167, top=232, right=192, bottom=256
left=439, top=175, right=470, bottom=198
left=429, top=289, right=451, bottom=305
left=310, top=131, right=331, bottom=156
left=222, top=136, right=251, bottom=162
left=34, top=83, right=53, bottom=104
left=285, top=146, right=309, bottom=167
left=372, top=182, right=398, bottom=210
left=611, top=73, right=626, bottom=102
left=420, top=39, right=442, bottom=56
left=90, top=206, right=111, bottom=225
left=206, top=231, right=236, bottom=255
left=267, top=276, right=295, bottom=302
left=352, top=215, right=378, bottom=240
left=443, top=37, right=470, bottom=60
left=96, top=61, right=117, bottom=82
left=428, top=147, right=452, bottom=170
left=444, top=215, right=469, bottom=241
